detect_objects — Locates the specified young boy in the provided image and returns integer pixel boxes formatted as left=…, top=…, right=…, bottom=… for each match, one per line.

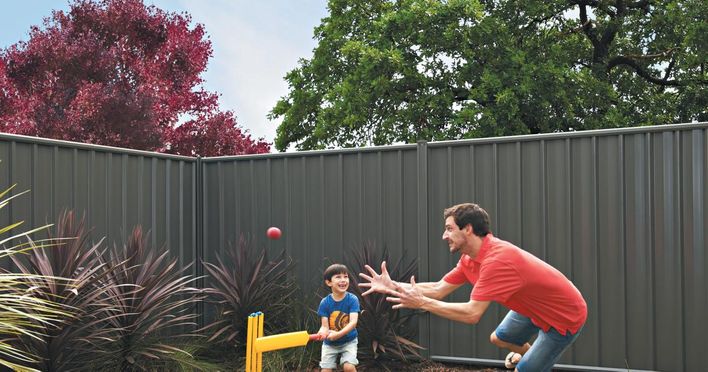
left=316, top=264, right=360, bottom=372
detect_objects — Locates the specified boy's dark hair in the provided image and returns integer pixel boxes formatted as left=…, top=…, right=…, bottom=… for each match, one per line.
left=443, top=203, right=491, bottom=237
left=323, top=263, right=349, bottom=282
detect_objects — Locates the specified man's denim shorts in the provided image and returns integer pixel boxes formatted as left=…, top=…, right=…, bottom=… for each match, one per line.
left=495, top=310, right=583, bottom=372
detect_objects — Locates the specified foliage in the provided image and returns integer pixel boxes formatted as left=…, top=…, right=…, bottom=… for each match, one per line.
left=97, top=226, right=201, bottom=371
left=346, top=242, right=423, bottom=369
left=270, top=0, right=708, bottom=150
left=0, top=186, right=71, bottom=372
left=257, top=294, right=322, bottom=371
left=10, top=211, right=119, bottom=372
left=0, top=0, right=270, bottom=156
left=201, top=236, right=297, bottom=363
left=159, top=341, right=224, bottom=372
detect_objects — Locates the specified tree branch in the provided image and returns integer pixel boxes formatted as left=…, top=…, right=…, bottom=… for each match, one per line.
left=663, top=58, right=676, bottom=80
left=571, top=0, right=616, bottom=17
left=578, top=5, right=600, bottom=48
left=607, top=56, right=681, bottom=86
left=562, top=20, right=592, bottom=36
left=452, top=87, right=470, bottom=102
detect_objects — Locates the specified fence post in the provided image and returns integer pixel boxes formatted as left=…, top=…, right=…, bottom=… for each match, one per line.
left=416, top=140, right=430, bottom=358
left=196, top=156, right=205, bottom=329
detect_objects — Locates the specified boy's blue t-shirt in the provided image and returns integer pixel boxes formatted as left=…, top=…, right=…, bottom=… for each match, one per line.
left=317, top=292, right=360, bottom=345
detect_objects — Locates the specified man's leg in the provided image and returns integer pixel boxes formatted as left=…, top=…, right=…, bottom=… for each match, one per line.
left=490, top=332, right=531, bottom=355
left=489, top=311, right=538, bottom=368
left=515, top=326, right=583, bottom=372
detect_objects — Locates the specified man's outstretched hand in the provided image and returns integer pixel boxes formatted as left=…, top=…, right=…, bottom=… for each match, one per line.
left=385, top=275, right=428, bottom=310
left=358, top=261, right=396, bottom=296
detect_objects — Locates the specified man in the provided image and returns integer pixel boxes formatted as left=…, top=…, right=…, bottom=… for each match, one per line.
left=359, top=203, right=587, bottom=372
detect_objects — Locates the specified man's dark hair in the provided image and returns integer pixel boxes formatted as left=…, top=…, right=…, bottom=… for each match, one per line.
left=323, top=263, right=349, bottom=282
left=444, top=203, right=491, bottom=237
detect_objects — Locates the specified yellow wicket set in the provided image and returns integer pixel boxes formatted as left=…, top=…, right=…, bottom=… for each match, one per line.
left=245, top=312, right=321, bottom=372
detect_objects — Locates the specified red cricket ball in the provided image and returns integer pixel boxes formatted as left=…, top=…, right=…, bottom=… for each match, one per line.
left=266, top=227, right=282, bottom=240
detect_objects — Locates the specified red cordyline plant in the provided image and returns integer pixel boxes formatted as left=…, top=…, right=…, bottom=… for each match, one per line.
left=97, top=226, right=202, bottom=371
left=201, top=236, right=297, bottom=354
left=10, top=211, right=121, bottom=372
left=346, top=242, right=423, bottom=370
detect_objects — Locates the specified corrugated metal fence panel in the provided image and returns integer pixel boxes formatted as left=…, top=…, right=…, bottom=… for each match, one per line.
left=201, top=147, right=420, bottom=293
left=680, top=128, right=707, bottom=372
left=423, top=124, right=707, bottom=371
left=0, top=134, right=198, bottom=278
left=202, top=123, right=705, bottom=371
left=1, top=123, right=705, bottom=371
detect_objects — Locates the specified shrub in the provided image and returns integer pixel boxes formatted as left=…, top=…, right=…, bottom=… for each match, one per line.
left=0, top=185, right=70, bottom=371
left=96, top=226, right=201, bottom=371
left=259, top=293, right=322, bottom=371
left=201, top=236, right=297, bottom=366
left=10, top=211, right=119, bottom=371
left=346, top=242, right=423, bottom=370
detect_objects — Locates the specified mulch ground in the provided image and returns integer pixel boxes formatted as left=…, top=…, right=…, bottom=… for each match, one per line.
left=408, top=360, right=505, bottom=371
left=350, top=360, right=508, bottom=371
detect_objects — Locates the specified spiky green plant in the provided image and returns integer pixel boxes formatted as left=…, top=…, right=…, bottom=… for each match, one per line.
left=10, top=211, right=122, bottom=371
left=346, top=242, right=423, bottom=370
left=0, top=185, right=72, bottom=372
left=96, top=226, right=202, bottom=371
left=257, top=293, right=322, bottom=371
left=201, top=236, right=297, bottom=362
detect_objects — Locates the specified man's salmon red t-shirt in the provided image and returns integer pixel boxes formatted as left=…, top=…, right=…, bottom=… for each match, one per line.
left=443, top=234, right=587, bottom=335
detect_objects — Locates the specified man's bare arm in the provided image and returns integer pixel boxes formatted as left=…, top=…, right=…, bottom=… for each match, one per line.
left=417, top=298, right=490, bottom=324
left=359, top=261, right=462, bottom=299
left=390, top=279, right=461, bottom=300
left=384, top=276, right=491, bottom=324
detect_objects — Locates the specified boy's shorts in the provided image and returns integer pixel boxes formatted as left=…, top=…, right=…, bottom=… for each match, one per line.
left=320, top=338, right=358, bottom=369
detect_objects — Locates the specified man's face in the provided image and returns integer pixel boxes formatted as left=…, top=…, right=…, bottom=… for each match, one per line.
left=442, top=216, right=467, bottom=254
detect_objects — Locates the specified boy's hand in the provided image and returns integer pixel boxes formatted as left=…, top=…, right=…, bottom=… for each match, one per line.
left=315, top=329, right=330, bottom=341
left=359, top=261, right=395, bottom=296
left=326, top=330, right=340, bottom=341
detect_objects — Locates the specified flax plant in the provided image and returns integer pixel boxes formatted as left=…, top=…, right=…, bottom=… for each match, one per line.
left=10, top=211, right=122, bottom=371
left=201, top=236, right=296, bottom=363
left=346, top=242, right=423, bottom=369
left=98, top=226, right=202, bottom=371
left=0, top=185, right=72, bottom=372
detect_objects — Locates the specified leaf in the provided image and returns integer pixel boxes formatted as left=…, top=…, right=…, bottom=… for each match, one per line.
left=270, top=0, right=708, bottom=150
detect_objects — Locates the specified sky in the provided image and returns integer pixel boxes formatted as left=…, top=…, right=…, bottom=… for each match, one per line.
left=0, top=0, right=329, bottom=148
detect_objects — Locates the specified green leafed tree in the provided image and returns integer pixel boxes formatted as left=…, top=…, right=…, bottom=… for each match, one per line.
left=270, top=0, right=707, bottom=151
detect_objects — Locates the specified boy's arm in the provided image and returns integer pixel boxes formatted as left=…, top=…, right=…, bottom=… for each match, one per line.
left=317, top=316, right=330, bottom=339
left=327, top=312, right=359, bottom=341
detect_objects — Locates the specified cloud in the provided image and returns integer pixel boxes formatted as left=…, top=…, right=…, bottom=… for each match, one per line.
left=152, top=0, right=327, bottom=143
left=2, top=0, right=328, bottom=147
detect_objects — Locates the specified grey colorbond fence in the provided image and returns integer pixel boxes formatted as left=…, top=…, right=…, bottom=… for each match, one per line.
left=421, top=125, right=707, bottom=372
left=0, top=133, right=199, bottom=279
left=1, top=122, right=706, bottom=371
